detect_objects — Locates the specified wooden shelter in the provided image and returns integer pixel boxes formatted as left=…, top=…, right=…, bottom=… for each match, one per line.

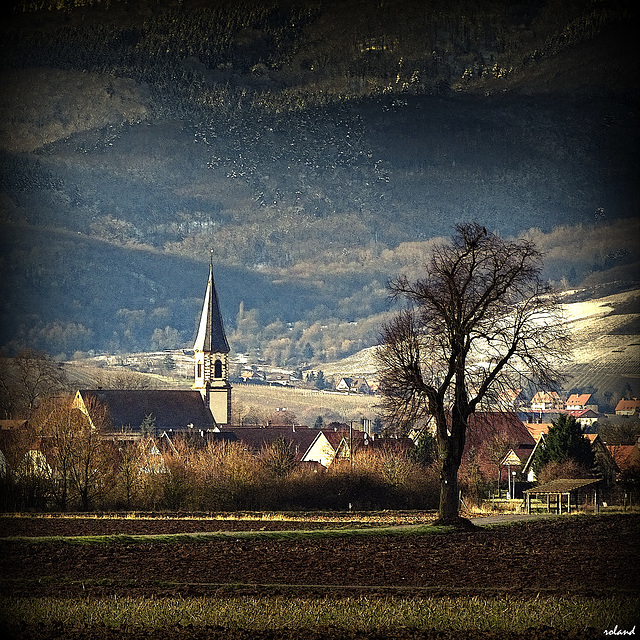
left=523, top=478, right=600, bottom=514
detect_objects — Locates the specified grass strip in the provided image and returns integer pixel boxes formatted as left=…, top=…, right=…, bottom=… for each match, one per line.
left=1, top=595, right=637, bottom=632
left=2, top=577, right=636, bottom=598
left=0, top=523, right=457, bottom=545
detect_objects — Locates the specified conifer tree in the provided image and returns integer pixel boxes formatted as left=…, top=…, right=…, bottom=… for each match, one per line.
left=532, top=414, right=595, bottom=478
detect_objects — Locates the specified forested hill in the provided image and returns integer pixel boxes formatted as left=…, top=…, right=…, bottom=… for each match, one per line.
left=0, top=0, right=638, bottom=361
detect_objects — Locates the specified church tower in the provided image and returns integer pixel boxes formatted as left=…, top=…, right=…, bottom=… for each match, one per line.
left=193, top=255, right=231, bottom=426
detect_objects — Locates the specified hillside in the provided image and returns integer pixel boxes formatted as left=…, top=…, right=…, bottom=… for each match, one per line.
left=0, top=0, right=638, bottom=361
left=58, top=285, right=640, bottom=425
left=320, top=286, right=640, bottom=403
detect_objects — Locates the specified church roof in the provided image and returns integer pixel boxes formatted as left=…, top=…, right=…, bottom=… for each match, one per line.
left=77, top=389, right=216, bottom=432
left=193, top=263, right=229, bottom=354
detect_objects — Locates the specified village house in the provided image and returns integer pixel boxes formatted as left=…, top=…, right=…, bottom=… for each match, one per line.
left=240, top=369, right=266, bottom=383
left=335, top=377, right=373, bottom=395
left=607, top=439, right=640, bottom=495
left=585, top=433, right=620, bottom=486
left=460, top=412, right=536, bottom=490
left=615, top=398, right=640, bottom=416
left=563, top=409, right=600, bottom=430
left=565, top=393, right=598, bottom=412
left=530, top=391, right=564, bottom=412
left=521, top=432, right=619, bottom=487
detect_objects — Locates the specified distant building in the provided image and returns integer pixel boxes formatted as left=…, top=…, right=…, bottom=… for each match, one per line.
left=564, top=409, right=600, bottom=429
left=615, top=398, right=640, bottom=416
left=530, top=391, right=564, bottom=411
left=335, top=377, right=373, bottom=395
left=565, top=393, right=598, bottom=413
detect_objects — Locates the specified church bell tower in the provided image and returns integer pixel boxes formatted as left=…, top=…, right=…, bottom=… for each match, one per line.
left=193, top=254, right=231, bottom=426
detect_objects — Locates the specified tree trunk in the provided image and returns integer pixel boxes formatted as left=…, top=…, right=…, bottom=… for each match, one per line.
left=434, top=410, right=477, bottom=528
left=438, top=459, right=460, bottom=524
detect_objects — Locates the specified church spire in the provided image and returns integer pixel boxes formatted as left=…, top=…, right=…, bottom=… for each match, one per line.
left=193, top=252, right=229, bottom=354
left=193, top=253, right=232, bottom=426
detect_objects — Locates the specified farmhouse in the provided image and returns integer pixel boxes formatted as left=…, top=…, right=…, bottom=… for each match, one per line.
left=335, top=377, right=373, bottom=394
left=615, top=398, right=640, bottom=416
left=565, top=393, right=598, bottom=412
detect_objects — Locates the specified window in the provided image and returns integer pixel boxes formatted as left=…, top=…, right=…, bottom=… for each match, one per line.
left=214, top=359, right=223, bottom=379
left=197, top=362, right=202, bottom=378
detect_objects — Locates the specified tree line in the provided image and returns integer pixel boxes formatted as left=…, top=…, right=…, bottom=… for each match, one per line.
left=0, top=392, right=439, bottom=512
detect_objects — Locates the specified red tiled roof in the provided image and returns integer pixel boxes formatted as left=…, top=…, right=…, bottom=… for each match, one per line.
left=564, top=409, right=599, bottom=418
left=227, top=426, right=318, bottom=461
left=615, top=399, right=640, bottom=412
left=463, top=412, right=536, bottom=480
left=524, top=423, right=552, bottom=439
left=607, top=444, right=640, bottom=472
left=566, top=393, right=593, bottom=406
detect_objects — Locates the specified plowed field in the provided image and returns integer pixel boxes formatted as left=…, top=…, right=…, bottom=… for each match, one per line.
left=0, top=513, right=638, bottom=640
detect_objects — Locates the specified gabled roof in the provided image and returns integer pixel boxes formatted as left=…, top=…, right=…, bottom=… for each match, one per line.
left=531, top=391, right=562, bottom=404
left=564, top=409, right=599, bottom=419
left=193, top=262, right=230, bottom=354
left=227, top=426, right=318, bottom=461
left=157, top=429, right=236, bottom=453
left=500, top=443, right=536, bottom=466
left=466, top=412, right=536, bottom=449
left=607, top=444, right=640, bottom=473
left=76, top=389, right=216, bottom=432
left=463, top=412, right=536, bottom=479
left=566, top=393, right=593, bottom=406
left=615, top=398, right=640, bottom=413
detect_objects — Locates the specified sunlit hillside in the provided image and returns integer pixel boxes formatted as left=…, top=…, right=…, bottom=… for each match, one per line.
left=320, top=287, right=640, bottom=402
left=63, top=285, right=640, bottom=422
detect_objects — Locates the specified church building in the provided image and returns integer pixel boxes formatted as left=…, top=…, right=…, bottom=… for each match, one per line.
left=74, top=258, right=232, bottom=434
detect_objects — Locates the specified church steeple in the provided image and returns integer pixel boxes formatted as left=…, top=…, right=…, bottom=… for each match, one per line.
left=193, top=258, right=230, bottom=355
left=193, top=253, right=231, bottom=425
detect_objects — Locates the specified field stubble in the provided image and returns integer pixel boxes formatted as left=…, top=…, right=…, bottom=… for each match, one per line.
left=0, top=512, right=637, bottom=640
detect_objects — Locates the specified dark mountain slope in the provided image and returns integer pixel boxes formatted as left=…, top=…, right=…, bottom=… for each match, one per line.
left=0, top=0, right=637, bottom=358
left=0, top=222, right=327, bottom=355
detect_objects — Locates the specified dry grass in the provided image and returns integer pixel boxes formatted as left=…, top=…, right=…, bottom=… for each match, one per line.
left=2, top=595, right=637, bottom=632
left=233, top=383, right=378, bottom=422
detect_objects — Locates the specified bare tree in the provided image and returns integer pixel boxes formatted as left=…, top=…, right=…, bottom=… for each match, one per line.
left=0, top=350, right=68, bottom=418
left=376, top=223, right=570, bottom=525
left=34, top=394, right=115, bottom=511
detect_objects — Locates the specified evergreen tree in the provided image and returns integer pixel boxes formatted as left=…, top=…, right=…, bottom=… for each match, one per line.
left=532, top=414, right=595, bottom=478
left=301, top=342, right=314, bottom=361
left=409, top=432, right=437, bottom=467
left=315, top=370, right=326, bottom=390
